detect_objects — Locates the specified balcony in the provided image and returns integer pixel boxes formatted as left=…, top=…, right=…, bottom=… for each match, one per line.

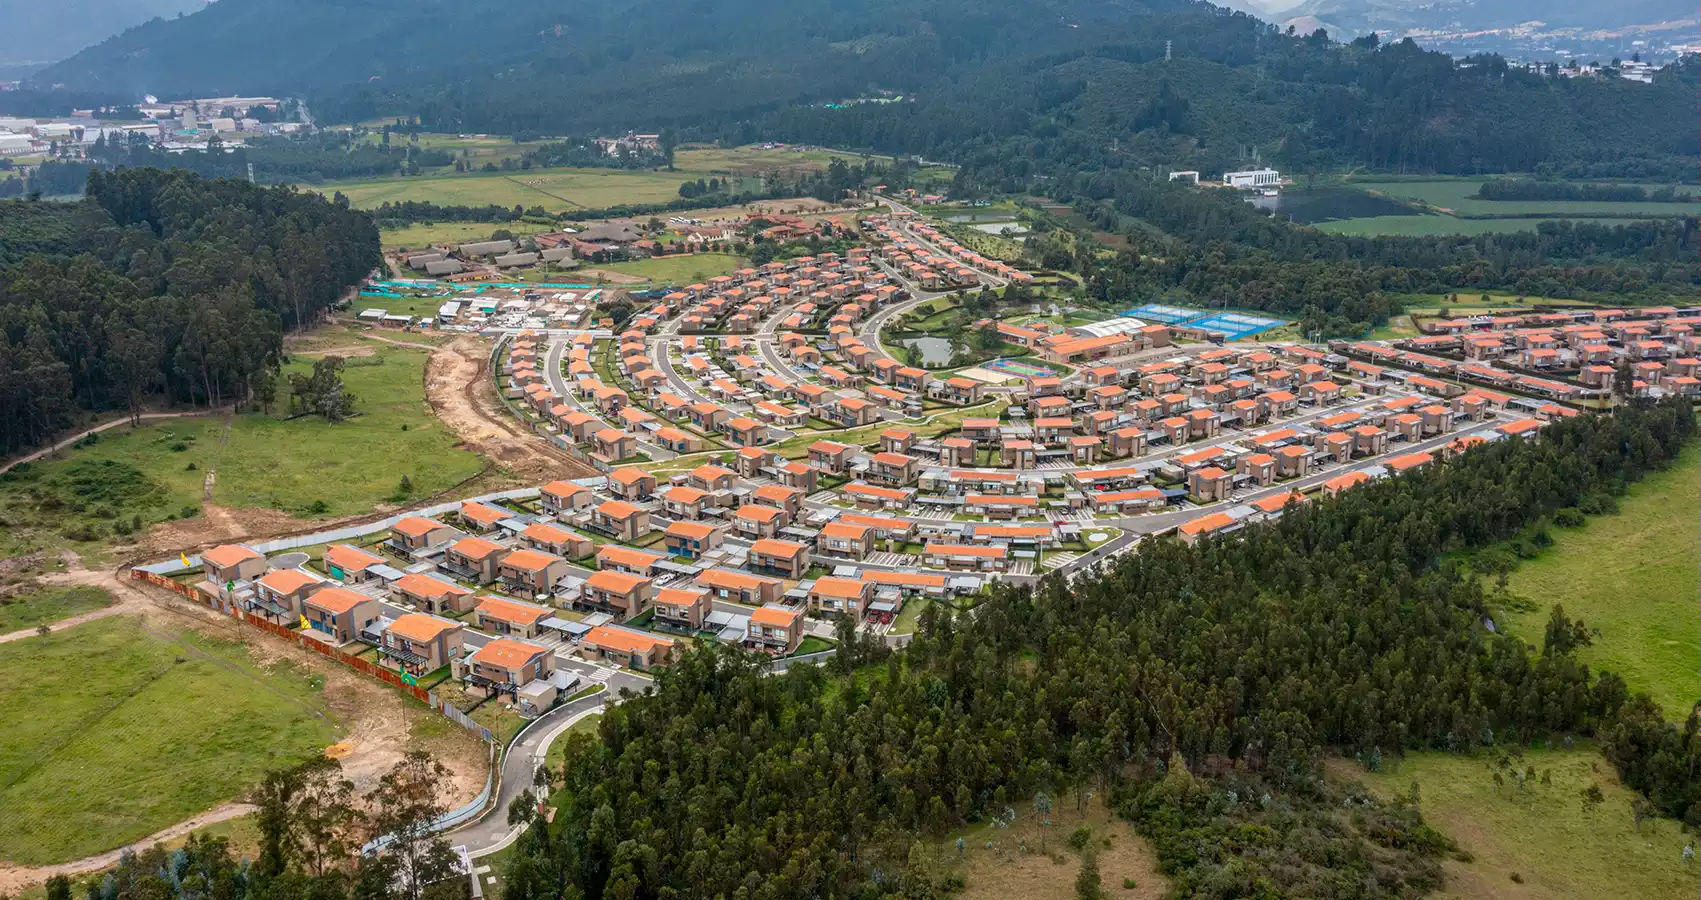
left=438, top=559, right=483, bottom=582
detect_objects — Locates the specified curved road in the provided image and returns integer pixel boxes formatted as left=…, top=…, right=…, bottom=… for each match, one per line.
left=452, top=691, right=612, bottom=857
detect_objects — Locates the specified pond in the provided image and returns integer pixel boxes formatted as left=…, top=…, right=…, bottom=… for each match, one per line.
left=970, top=221, right=1030, bottom=237
left=902, top=336, right=956, bottom=366
left=1248, top=188, right=1416, bottom=225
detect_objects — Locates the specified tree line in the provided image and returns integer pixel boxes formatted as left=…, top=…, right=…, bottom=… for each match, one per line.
left=0, top=168, right=379, bottom=455
left=494, top=398, right=1697, bottom=899
left=1476, top=178, right=1697, bottom=203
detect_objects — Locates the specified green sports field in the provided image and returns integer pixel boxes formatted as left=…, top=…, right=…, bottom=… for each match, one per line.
left=1501, top=444, right=1701, bottom=720
left=0, top=616, right=340, bottom=866
left=1346, top=179, right=1701, bottom=218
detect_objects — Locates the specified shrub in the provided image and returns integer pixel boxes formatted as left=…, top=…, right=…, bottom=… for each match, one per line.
left=1553, top=507, right=1585, bottom=528
left=306, top=499, right=330, bottom=515
left=1067, top=824, right=1092, bottom=851
left=1122, top=878, right=1138, bottom=890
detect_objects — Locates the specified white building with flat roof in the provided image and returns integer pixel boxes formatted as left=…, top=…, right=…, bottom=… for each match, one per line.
left=1222, top=169, right=1280, bottom=189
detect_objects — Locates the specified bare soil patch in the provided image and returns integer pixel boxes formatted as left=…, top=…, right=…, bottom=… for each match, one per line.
left=946, top=795, right=1167, bottom=900
left=424, top=336, right=595, bottom=482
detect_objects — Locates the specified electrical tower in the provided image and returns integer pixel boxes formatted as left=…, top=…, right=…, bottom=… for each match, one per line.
left=1165, top=40, right=1172, bottom=61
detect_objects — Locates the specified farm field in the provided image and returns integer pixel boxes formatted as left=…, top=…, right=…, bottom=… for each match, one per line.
left=1317, top=215, right=1638, bottom=237
left=0, top=584, right=112, bottom=633
left=380, top=220, right=554, bottom=251
left=304, top=167, right=691, bottom=212
left=1346, top=179, right=1701, bottom=218
left=1353, top=747, right=1700, bottom=900
left=588, top=252, right=749, bottom=284
left=0, top=616, right=340, bottom=866
left=1501, top=444, right=1700, bottom=720
left=0, top=341, right=482, bottom=559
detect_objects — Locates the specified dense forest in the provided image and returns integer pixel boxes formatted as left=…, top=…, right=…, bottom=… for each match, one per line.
left=496, top=398, right=1698, bottom=899
left=1476, top=178, right=1695, bottom=203
left=30, top=0, right=1700, bottom=179
left=0, top=169, right=378, bottom=455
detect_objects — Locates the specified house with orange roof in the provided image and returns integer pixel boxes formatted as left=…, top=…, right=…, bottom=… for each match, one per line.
left=808, top=440, right=856, bottom=474
left=923, top=543, right=1008, bottom=571
left=540, top=480, right=595, bottom=516
left=749, top=538, right=811, bottom=579
left=475, top=595, right=554, bottom=639
left=589, top=499, right=651, bottom=542
left=868, top=451, right=920, bottom=487
left=301, top=587, right=382, bottom=644
left=1444, top=435, right=1489, bottom=458
left=695, top=569, right=784, bottom=606
left=202, top=544, right=267, bottom=585
left=777, top=460, right=819, bottom=492
left=1323, top=470, right=1373, bottom=496
left=593, top=429, right=638, bottom=462
left=1188, top=466, right=1233, bottom=502
left=387, top=517, right=455, bottom=556
left=665, top=520, right=725, bottom=560
left=606, top=467, right=656, bottom=501
left=734, top=446, right=777, bottom=478
left=392, top=572, right=477, bottom=615
left=1496, top=418, right=1544, bottom=440
left=688, top=464, right=738, bottom=493
left=843, top=482, right=918, bottom=511
left=522, top=522, right=592, bottom=560
left=661, top=485, right=712, bottom=520
left=251, top=568, right=325, bottom=622
left=465, top=638, right=557, bottom=708
left=751, top=484, right=804, bottom=521
left=809, top=577, right=875, bottom=622
left=1275, top=444, right=1313, bottom=479
left=577, top=570, right=654, bottom=621
left=744, top=604, right=805, bottom=655
left=1237, top=453, right=1277, bottom=486
left=1387, top=451, right=1434, bottom=473
left=1250, top=491, right=1308, bottom=517
left=442, top=536, right=509, bottom=584
left=497, top=549, right=570, bottom=595
left=378, top=613, right=465, bottom=675
left=1177, top=512, right=1238, bottom=546
left=1085, top=487, right=1166, bottom=513
left=459, top=502, right=511, bottom=533
left=653, top=588, right=712, bottom=632
left=733, top=504, right=784, bottom=540
left=816, top=521, right=873, bottom=561
left=325, top=544, right=385, bottom=584
left=596, top=545, right=664, bottom=576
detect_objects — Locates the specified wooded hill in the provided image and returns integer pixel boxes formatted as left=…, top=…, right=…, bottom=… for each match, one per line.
left=30, top=0, right=1701, bottom=178
left=0, top=171, right=379, bottom=455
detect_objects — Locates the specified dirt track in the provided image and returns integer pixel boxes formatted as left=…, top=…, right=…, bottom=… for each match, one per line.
left=425, top=335, right=596, bottom=482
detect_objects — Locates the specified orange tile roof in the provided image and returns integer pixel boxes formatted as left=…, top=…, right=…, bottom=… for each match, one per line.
left=666, top=520, right=719, bottom=540
left=450, top=537, right=506, bottom=560
left=476, top=595, right=552, bottom=625
left=474, top=638, right=550, bottom=670
left=1179, top=512, right=1236, bottom=536
left=696, top=569, right=780, bottom=591
left=597, top=500, right=643, bottom=519
left=597, top=546, right=663, bottom=569
left=542, top=480, right=589, bottom=499
left=387, top=613, right=461, bottom=644
left=663, top=485, right=711, bottom=504
left=925, top=543, right=1007, bottom=558
left=608, top=468, right=652, bottom=486
left=811, top=577, right=869, bottom=599
left=390, top=517, right=447, bottom=538
left=751, top=538, right=808, bottom=558
left=654, top=588, right=707, bottom=608
left=736, top=504, right=782, bottom=523
left=586, top=570, right=650, bottom=594
left=326, top=544, right=383, bottom=573
left=257, top=568, right=322, bottom=594
left=203, top=544, right=261, bottom=567
left=461, top=502, right=509, bottom=525
left=1325, top=471, right=1372, bottom=492
left=306, top=586, right=372, bottom=615
left=394, top=573, right=471, bottom=599
left=820, top=522, right=869, bottom=540
left=1251, top=492, right=1307, bottom=513
left=861, top=570, right=947, bottom=589
left=523, top=522, right=577, bottom=544
left=750, top=604, right=803, bottom=627
left=501, top=549, right=564, bottom=572
left=585, top=625, right=677, bottom=654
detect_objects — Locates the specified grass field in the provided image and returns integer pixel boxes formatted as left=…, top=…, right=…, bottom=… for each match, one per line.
left=1501, top=444, right=1700, bottom=720
left=590, top=252, right=749, bottom=284
left=1346, top=179, right=1701, bottom=218
left=305, top=167, right=693, bottom=213
left=380, top=220, right=555, bottom=250
left=0, top=616, right=340, bottom=866
left=0, top=584, right=113, bottom=633
left=0, top=341, right=482, bottom=557
left=1354, top=747, right=1700, bottom=900
left=941, top=794, right=1166, bottom=900
left=1317, top=215, right=1640, bottom=237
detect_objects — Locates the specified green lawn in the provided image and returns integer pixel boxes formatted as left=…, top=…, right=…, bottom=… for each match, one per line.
left=0, top=584, right=113, bottom=633
left=1354, top=747, right=1700, bottom=900
left=794, top=635, right=835, bottom=656
left=1317, top=215, right=1645, bottom=237
left=889, top=597, right=931, bottom=636
left=0, top=342, right=483, bottom=557
left=0, top=617, right=341, bottom=866
left=1501, top=444, right=1701, bottom=720
left=1346, top=178, right=1701, bottom=218
left=380, top=220, right=555, bottom=251
left=590, top=252, right=749, bottom=284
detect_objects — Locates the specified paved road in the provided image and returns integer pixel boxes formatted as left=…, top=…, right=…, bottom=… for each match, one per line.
left=452, top=692, right=611, bottom=857
left=542, top=335, right=676, bottom=461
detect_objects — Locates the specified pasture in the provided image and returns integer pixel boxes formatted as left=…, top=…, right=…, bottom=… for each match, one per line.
left=1346, top=179, right=1701, bottom=218
left=1354, top=747, right=1700, bottom=900
left=0, top=584, right=113, bottom=633
left=1502, top=444, right=1700, bottom=720
left=0, top=616, right=340, bottom=866
left=307, top=167, right=691, bottom=212
left=380, top=220, right=554, bottom=250
left=588, top=252, right=749, bottom=284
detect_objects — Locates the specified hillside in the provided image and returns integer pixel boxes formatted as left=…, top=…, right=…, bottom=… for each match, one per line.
left=0, top=0, right=207, bottom=67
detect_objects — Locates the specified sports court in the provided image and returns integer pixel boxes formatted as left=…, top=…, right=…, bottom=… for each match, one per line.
left=1188, top=312, right=1288, bottom=339
left=983, top=359, right=1056, bottom=379
left=1122, top=303, right=1289, bottom=339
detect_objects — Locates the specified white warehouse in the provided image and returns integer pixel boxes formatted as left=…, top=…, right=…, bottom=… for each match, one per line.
left=1222, top=169, right=1281, bottom=189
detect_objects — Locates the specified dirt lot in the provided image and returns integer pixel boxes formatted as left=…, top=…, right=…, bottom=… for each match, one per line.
left=0, top=563, right=488, bottom=894
left=424, top=335, right=597, bottom=482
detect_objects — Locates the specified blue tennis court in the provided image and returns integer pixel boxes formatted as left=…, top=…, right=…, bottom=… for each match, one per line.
left=1124, top=303, right=1206, bottom=325
left=1189, top=312, right=1288, bottom=339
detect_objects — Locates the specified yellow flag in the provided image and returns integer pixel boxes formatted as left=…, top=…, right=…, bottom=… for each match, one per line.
left=300, top=614, right=310, bottom=630
left=180, top=553, right=190, bottom=567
